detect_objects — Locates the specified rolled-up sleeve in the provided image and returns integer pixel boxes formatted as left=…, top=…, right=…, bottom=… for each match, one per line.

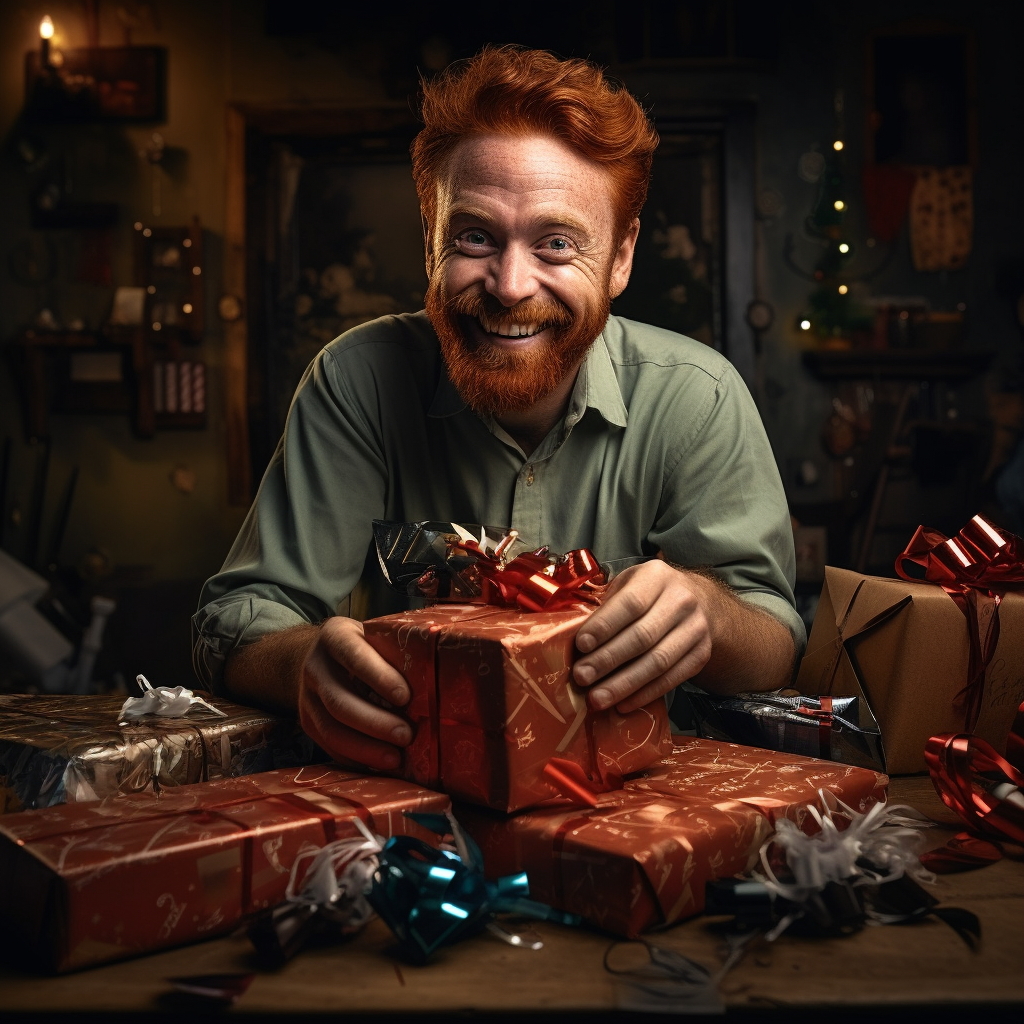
left=192, top=338, right=390, bottom=694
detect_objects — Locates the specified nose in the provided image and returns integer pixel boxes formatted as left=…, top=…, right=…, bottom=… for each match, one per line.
left=486, top=244, right=540, bottom=307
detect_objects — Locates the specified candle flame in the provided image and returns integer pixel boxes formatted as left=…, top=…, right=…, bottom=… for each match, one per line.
left=40, top=15, right=54, bottom=40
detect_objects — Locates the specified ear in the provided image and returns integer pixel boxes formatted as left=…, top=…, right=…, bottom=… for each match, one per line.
left=422, top=213, right=435, bottom=279
left=608, top=218, right=640, bottom=299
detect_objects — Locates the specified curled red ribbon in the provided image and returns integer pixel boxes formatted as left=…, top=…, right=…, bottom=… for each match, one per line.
left=895, top=514, right=1024, bottom=731
left=921, top=726, right=1024, bottom=872
left=456, top=540, right=606, bottom=613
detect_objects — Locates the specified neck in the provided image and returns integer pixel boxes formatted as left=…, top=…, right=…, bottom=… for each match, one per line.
left=494, top=363, right=582, bottom=457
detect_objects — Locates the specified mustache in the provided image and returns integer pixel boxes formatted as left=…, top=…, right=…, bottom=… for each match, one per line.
left=444, top=289, right=574, bottom=331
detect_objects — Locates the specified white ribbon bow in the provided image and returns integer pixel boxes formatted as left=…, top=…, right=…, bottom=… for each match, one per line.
left=119, top=674, right=228, bottom=722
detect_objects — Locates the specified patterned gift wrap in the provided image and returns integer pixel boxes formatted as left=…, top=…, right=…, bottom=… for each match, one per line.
left=0, top=693, right=322, bottom=811
left=458, top=738, right=888, bottom=937
left=0, top=766, right=449, bottom=972
left=364, top=605, right=673, bottom=813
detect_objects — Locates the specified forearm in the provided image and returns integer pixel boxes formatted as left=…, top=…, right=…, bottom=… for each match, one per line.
left=681, top=569, right=796, bottom=695
left=223, top=622, right=320, bottom=715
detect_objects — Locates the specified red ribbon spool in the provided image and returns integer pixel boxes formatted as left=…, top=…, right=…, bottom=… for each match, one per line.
left=921, top=726, right=1024, bottom=872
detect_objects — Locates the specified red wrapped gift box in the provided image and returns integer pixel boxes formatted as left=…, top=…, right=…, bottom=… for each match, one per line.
left=457, top=738, right=888, bottom=938
left=0, top=766, right=449, bottom=972
left=363, top=605, right=672, bottom=813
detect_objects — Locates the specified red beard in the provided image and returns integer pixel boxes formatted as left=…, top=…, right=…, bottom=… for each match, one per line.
left=425, top=279, right=610, bottom=416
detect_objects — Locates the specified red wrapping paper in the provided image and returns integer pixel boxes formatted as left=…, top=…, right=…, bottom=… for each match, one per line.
left=457, top=738, right=888, bottom=938
left=364, top=605, right=672, bottom=813
left=0, top=766, right=449, bottom=972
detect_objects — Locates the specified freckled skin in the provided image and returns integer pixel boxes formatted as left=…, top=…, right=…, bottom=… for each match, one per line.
left=424, top=134, right=639, bottom=447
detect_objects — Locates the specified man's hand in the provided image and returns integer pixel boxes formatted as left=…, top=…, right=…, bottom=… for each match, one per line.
left=572, top=560, right=795, bottom=712
left=224, top=617, right=413, bottom=771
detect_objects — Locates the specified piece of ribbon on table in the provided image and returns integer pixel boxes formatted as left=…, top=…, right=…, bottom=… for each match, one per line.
left=920, top=729, right=1024, bottom=872
left=895, top=514, right=1024, bottom=732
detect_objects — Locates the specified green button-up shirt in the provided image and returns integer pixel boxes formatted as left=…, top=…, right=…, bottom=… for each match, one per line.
left=193, top=311, right=803, bottom=692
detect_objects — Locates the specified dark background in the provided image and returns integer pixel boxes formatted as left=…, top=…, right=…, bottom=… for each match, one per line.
left=0, top=1, right=1021, bottom=692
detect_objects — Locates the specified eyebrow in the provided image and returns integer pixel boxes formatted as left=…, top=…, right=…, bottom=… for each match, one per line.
left=446, top=205, right=593, bottom=239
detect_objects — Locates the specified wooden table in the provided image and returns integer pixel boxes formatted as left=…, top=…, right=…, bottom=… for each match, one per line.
left=1, top=778, right=1022, bottom=1017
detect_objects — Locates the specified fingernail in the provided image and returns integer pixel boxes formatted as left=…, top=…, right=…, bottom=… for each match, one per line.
left=591, top=689, right=610, bottom=710
left=575, top=664, right=595, bottom=685
left=391, top=687, right=410, bottom=706
left=391, top=724, right=412, bottom=745
left=576, top=633, right=595, bottom=653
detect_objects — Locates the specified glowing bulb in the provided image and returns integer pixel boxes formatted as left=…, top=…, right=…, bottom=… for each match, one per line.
left=834, top=200, right=845, bottom=211
left=839, top=243, right=850, bottom=253
left=838, top=284, right=848, bottom=295
left=800, top=320, right=811, bottom=331
left=40, top=16, right=54, bottom=40
left=833, top=140, right=844, bottom=151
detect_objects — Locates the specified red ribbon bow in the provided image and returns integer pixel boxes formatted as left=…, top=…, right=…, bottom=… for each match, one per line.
left=456, top=539, right=606, bottom=613
left=895, top=514, right=1024, bottom=731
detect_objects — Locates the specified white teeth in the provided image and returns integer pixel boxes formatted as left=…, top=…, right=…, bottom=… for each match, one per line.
left=477, top=316, right=540, bottom=338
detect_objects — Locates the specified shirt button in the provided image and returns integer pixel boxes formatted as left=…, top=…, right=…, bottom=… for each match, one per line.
left=525, top=465, right=534, bottom=486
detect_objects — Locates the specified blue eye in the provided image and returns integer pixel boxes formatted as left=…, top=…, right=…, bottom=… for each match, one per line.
left=466, top=231, right=487, bottom=245
left=549, top=238, right=568, bottom=250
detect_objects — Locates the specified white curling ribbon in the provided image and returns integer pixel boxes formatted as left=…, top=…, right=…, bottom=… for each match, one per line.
left=119, top=674, right=228, bottom=722
left=756, top=792, right=936, bottom=937
left=285, top=817, right=383, bottom=933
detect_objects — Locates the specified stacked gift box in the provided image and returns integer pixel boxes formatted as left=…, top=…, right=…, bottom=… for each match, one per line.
left=0, top=693, right=325, bottom=812
left=5, top=514, right=1019, bottom=973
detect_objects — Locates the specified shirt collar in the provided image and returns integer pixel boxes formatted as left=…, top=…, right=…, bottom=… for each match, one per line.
left=427, top=319, right=628, bottom=429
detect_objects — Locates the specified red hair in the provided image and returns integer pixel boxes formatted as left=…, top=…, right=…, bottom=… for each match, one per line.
left=412, top=46, right=659, bottom=240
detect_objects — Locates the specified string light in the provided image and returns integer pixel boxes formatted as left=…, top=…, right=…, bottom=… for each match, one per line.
left=833, top=140, right=844, bottom=151
left=838, top=284, right=848, bottom=295
left=800, top=320, right=811, bottom=331
left=834, top=200, right=845, bottom=211
left=839, top=243, right=850, bottom=253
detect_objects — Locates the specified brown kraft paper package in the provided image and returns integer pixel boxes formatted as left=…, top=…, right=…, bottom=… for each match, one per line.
left=795, top=566, right=1024, bottom=773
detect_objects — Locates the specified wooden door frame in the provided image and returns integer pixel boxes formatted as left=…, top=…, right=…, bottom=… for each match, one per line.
left=222, top=103, right=421, bottom=505
left=222, top=101, right=757, bottom=504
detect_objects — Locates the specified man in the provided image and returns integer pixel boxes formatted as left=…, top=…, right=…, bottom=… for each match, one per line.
left=193, top=46, right=804, bottom=771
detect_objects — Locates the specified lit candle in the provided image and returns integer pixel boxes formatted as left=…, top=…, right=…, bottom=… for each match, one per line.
left=40, top=16, right=53, bottom=68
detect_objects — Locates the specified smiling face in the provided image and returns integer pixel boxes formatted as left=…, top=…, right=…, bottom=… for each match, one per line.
left=423, top=133, right=638, bottom=416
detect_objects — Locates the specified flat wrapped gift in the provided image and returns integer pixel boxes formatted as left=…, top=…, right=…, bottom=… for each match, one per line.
left=457, top=738, right=888, bottom=938
left=795, top=566, right=1024, bottom=773
left=0, top=766, right=449, bottom=972
left=364, top=604, right=672, bottom=813
left=0, top=693, right=321, bottom=812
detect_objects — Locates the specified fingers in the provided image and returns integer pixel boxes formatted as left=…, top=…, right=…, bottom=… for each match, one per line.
left=585, top=616, right=711, bottom=711
left=300, top=683, right=407, bottom=771
left=319, top=617, right=410, bottom=705
left=573, top=561, right=713, bottom=710
left=297, top=616, right=414, bottom=771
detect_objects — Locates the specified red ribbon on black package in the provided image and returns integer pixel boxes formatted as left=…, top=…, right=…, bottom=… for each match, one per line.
left=896, top=514, right=1024, bottom=732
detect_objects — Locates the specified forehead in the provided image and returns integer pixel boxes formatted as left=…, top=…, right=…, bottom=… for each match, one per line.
left=437, top=133, right=617, bottom=235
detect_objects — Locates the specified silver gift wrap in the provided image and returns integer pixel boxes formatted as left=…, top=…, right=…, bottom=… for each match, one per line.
left=0, top=693, right=324, bottom=811
left=373, top=519, right=530, bottom=599
left=687, top=692, right=886, bottom=773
